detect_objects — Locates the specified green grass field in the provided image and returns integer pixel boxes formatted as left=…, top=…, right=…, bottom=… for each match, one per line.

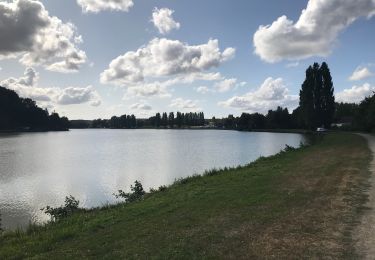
left=0, top=133, right=371, bottom=259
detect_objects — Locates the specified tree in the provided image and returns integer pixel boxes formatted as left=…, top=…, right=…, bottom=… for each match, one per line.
left=299, top=66, right=316, bottom=129
left=176, top=112, right=182, bottom=128
left=168, top=112, right=174, bottom=128
left=161, top=112, right=168, bottom=127
left=0, top=86, right=68, bottom=131
left=320, top=62, right=335, bottom=128
left=354, top=93, right=375, bottom=132
left=155, top=113, right=161, bottom=128
left=299, top=62, right=335, bottom=129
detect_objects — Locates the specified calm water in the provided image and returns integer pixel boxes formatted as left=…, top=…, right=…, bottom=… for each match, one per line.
left=0, top=129, right=306, bottom=230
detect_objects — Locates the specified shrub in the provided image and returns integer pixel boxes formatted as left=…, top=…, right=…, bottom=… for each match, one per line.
left=115, top=180, right=145, bottom=203
left=158, top=185, right=167, bottom=192
left=41, top=195, right=80, bottom=222
left=284, top=144, right=297, bottom=152
left=150, top=185, right=167, bottom=194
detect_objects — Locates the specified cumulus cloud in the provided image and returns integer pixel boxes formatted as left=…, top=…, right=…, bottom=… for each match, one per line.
left=196, top=86, right=211, bottom=94
left=1, top=68, right=101, bottom=107
left=214, top=78, right=237, bottom=93
left=336, top=83, right=375, bottom=103
left=349, top=67, right=373, bottom=81
left=100, top=38, right=235, bottom=86
left=130, top=102, right=152, bottom=110
left=125, top=82, right=171, bottom=99
left=152, top=7, right=180, bottom=35
left=77, top=0, right=134, bottom=13
left=170, top=98, right=201, bottom=112
left=219, top=77, right=298, bottom=113
left=253, top=0, right=375, bottom=63
left=0, top=0, right=87, bottom=72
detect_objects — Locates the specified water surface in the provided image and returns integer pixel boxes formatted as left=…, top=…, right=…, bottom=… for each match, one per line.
left=0, top=129, right=306, bottom=230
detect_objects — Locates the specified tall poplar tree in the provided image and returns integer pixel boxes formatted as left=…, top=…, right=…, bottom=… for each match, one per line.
left=299, top=66, right=315, bottom=129
left=299, top=62, right=335, bottom=129
left=320, top=62, right=335, bottom=128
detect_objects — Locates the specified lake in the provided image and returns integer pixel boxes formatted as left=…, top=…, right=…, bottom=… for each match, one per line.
left=0, top=129, right=306, bottom=230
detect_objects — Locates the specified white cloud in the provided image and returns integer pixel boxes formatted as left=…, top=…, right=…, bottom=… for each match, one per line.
left=336, top=83, right=375, bottom=103
left=219, top=77, right=298, bottom=113
left=151, top=8, right=180, bottom=35
left=214, top=78, right=237, bottom=93
left=0, top=0, right=87, bottom=72
left=286, top=62, right=300, bottom=68
left=130, top=102, right=152, bottom=110
left=349, top=67, right=373, bottom=81
left=56, top=86, right=101, bottom=106
left=100, top=38, right=235, bottom=86
left=1, top=68, right=101, bottom=107
left=196, top=86, right=211, bottom=94
left=170, top=98, right=201, bottom=112
left=125, top=82, right=171, bottom=99
left=77, top=0, right=134, bottom=13
left=253, top=0, right=375, bottom=63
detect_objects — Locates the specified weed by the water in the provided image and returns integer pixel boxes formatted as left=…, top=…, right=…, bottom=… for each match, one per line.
left=114, top=180, right=145, bottom=203
left=41, top=195, right=80, bottom=222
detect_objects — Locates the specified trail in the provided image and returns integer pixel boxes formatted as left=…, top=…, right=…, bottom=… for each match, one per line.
left=355, top=134, right=375, bottom=259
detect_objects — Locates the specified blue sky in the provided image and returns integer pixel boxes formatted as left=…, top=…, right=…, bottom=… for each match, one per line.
left=1, top=0, right=375, bottom=119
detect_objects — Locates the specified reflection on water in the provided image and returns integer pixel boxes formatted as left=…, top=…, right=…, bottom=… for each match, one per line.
left=0, top=129, right=306, bottom=230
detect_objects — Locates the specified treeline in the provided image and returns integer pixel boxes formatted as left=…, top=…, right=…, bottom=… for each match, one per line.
left=215, top=106, right=296, bottom=131
left=147, top=112, right=205, bottom=128
left=0, top=86, right=69, bottom=131
left=72, top=112, right=206, bottom=129
left=90, top=115, right=137, bottom=129
left=334, top=96, right=375, bottom=132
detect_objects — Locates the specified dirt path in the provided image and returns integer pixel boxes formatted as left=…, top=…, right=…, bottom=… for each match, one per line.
left=355, top=134, right=375, bottom=259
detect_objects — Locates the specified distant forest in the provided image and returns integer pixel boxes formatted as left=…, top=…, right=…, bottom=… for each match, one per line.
left=71, top=112, right=206, bottom=129
left=70, top=63, right=375, bottom=133
left=1, top=62, right=375, bottom=133
left=0, top=86, right=69, bottom=131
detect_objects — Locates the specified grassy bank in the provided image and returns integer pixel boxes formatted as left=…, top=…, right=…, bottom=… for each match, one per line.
left=0, top=133, right=371, bottom=258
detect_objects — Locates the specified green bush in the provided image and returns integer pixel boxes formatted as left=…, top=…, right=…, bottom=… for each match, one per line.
left=41, top=195, right=80, bottom=222
left=115, top=180, right=145, bottom=203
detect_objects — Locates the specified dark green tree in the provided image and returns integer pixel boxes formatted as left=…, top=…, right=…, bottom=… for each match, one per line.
left=299, top=62, right=335, bottom=129
left=299, top=66, right=316, bottom=129
left=320, top=62, right=335, bottom=128
left=168, top=112, right=174, bottom=128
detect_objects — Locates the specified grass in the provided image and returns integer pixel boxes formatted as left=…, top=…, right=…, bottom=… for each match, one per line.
left=0, top=133, right=371, bottom=259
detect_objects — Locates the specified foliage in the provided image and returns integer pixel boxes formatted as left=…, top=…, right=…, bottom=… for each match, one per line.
left=115, top=181, right=145, bottom=203
left=353, top=93, right=375, bottom=132
left=284, top=144, right=297, bottom=152
left=149, top=111, right=205, bottom=128
left=334, top=102, right=358, bottom=123
left=0, top=86, right=69, bottom=131
left=41, top=196, right=80, bottom=222
left=299, top=62, right=335, bottom=129
left=149, top=185, right=167, bottom=193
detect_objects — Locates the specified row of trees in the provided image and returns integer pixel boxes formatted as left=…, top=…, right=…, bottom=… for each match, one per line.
left=0, top=86, right=69, bottom=131
left=147, top=112, right=205, bottom=128
left=82, top=112, right=206, bottom=129
left=90, top=115, right=137, bottom=129
left=216, top=106, right=295, bottom=131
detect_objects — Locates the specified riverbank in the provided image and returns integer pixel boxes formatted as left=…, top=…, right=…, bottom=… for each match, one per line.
left=0, top=133, right=371, bottom=258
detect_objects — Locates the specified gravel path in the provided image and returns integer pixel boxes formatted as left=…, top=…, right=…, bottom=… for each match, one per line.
left=355, top=134, right=375, bottom=259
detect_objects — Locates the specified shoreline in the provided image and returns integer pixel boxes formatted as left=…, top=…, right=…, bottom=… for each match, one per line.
left=0, top=133, right=370, bottom=258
